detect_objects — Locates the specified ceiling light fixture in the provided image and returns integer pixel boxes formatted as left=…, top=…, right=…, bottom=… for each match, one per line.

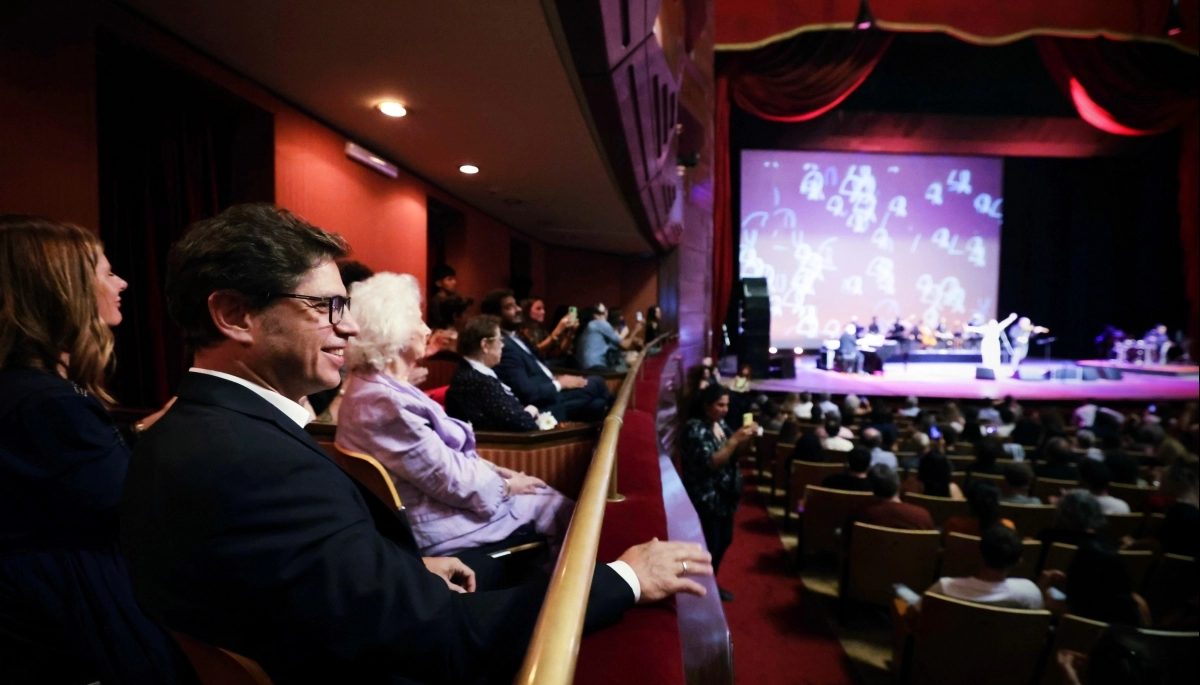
left=459, top=164, right=479, bottom=174
left=1164, top=0, right=1185, bottom=36
left=854, top=0, right=876, bottom=30
left=376, top=101, right=407, bottom=117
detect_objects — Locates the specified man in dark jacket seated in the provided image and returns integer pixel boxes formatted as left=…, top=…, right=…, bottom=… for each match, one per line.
left=480, top=289, right=613, bottom=422
left=446, top=315, right=540, bottom=432
left=821, top=447, right=874, bottom=492
left=120, top=204, right=712, bottom=685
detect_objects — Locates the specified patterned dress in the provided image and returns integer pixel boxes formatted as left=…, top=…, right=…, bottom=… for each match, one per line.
left=681, top=417, right=742, bottom=518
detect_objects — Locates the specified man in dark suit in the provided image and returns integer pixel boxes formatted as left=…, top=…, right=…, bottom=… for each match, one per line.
left=446, top=315, right=540, bottom=432
left=120, top=204, right=711, bottom=684
left=480, top=289, right=612, bottom=422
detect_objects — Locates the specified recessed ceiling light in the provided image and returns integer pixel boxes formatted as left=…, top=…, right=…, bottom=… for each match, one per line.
left=376, top=101, right=407, bottom=117
left=459, top=164, right=479, bottom=174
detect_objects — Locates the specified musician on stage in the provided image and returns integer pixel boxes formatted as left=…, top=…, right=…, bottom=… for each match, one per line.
left=964, top=313, right=1018, bottom=370
left=1143, top=324, right=1171, bottom=363
left=867, top=316, right=880, bottom=335
left=839, top=325, right=863, bottom=374
left=1008, top=316, right=1049, bottom=367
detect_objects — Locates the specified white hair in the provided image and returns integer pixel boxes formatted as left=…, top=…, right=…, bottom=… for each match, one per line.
left=346, top=272, right=424, bottom=372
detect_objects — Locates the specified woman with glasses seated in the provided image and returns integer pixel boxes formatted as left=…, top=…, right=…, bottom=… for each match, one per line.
left=335, top=273, right=573, bottom=556
left=446, top=315, right=542, bottom=432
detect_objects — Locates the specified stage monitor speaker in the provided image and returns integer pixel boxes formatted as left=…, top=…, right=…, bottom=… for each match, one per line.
left=975, top=367, right=996, bottom=380
left=1098, top=367, right=1123, bottom=380
left=739, top=278, right=771, bottom=377
left=1014, top=368, right=1050, bottom=381
left=1081, top=367, right=1099, bottom=381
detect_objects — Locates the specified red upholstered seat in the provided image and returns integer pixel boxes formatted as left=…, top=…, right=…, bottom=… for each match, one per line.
left=424, top=385, right=448, bottom=407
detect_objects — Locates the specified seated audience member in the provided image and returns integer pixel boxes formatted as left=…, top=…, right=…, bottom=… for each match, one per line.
left=926, top=526, right=1045, bottom=609
left=821, top=415, right=854, bottom=452
left=960, top=406, right=983, bottom=444
left=730, top=363, right=752, bottom=393
left=794, top=391, right=814, bottom=420
left=1154, top=460, right=1199, bottom=558
left=853, top=465, right=936, bottom=531
left=1037, top=491, right=1116, bottom=568
left=912, top=452, right=964, bottom=499
left=939, top=401, right=965, bottom=434
left=759, top=400, right=784, bottom=432
left=1010, top=411, right=1042, bottom=447
left=641, top=304, right=662, bottom=345
left=863, top=427, right=897, bottom=468
left=1000, top=463, right=1040, bottom=504
left=995, top=407, right=1017, bottom=438
left=1075, top=428, right=1103, bottom=461
left=1077, top=460, right=1131, bottom=515
left=821, top=447, right=874, bottom=492
left=1056, top=625, right=1167, bottom=685
left=1036, top=437, right=1081, bottom=482
left=978, top=402, right=1001, bottom=426
left=0, top=215, right=186, bottom=683
left=967, top=436, right=1007, bottom=477
left=1103, top=449, right=1142, bottom=486
left=446, top=315, right=540, bottom=432
left=337, top=274, right=569, bottom=555
left=120, top=204, right=712, bottom=684
left=817, top=392, right=840, bottom=421
left=518, top=297, right=576, bottom=363
left=864, top=402, right=899, bottom=447
left=426, top=292, right=472, bottom=356
left=899, top=395, right=921, bottom=418
left=844, top=393, right=870, bottom=418
left=482, top=289, right=613, bottom=422
left=944, top=481, right=1015, bottom=537
left=682, top=383, right=759, bottom=601
left=575, top=303, right=639, bottom=372
left=307, top=259, right=377, bottom=420
left=903, top=432, right=931, bottom=470
left=791, top=428, right=827, bottom=462
left=1042, top=541, right=1150, bottom=626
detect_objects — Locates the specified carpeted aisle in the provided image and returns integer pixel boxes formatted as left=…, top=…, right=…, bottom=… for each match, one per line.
left=718, top=478, right=858, bottom=685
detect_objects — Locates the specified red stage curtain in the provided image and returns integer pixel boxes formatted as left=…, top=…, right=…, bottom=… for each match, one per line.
left=715, top=0, right=1200, bottom=54
left=1037, top=37, right=1200, bottom=353
left=713, top=31, right=893, bottom=353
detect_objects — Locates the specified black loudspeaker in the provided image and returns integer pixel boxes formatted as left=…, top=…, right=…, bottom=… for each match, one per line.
left=1098, top=367, right=1123, bottom=380
left=1014, top=368, right=1051, bottom=381
left=739, top=278, right=771, bottom=377
left=1081, top=367, right=1100, bottom=381
left=975, top=367, right=996, bottom=380
left=1051, top=367, right=1099, bottom=381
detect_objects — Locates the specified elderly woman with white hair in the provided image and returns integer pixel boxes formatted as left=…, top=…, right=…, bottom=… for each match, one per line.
left=334, top=273, right=574, bottom=556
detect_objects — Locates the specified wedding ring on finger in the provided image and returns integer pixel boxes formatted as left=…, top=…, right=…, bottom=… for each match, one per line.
left=681, top=560, right=688, bottom=575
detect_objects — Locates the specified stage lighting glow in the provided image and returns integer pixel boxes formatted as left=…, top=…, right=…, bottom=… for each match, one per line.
left=376, top=101, right=407, bottom=117
left=793, top=347, right=803, bottom=355
left=769, top=347, right=778, bottom=354
left=1165, top=0, right=1185, bottom=36
left=459, top=164, right=480, bottom=174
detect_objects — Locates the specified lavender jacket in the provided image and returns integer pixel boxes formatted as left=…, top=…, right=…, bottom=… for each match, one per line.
left=334, top=371, right=516, bottom=552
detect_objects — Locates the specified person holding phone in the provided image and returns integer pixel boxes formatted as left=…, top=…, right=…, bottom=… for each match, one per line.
left=517, top=297, right=576, bottom=363
left=681, top=383, right=758, bottom=602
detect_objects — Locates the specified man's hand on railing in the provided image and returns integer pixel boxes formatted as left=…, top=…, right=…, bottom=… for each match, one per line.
left=616, top=538, right=713, bottom=603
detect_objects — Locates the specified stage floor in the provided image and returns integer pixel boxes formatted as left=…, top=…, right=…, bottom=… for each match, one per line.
left=752, top=358, right=1199, bottom=403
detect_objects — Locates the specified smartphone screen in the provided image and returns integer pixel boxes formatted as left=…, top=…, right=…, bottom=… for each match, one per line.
left=929, top=425, right=941, bottom=440
left=636, top=311, right=643, bottom=322
left=743, top=412, right=754, bottom=427
left=568, top=306, right=577, bottom=323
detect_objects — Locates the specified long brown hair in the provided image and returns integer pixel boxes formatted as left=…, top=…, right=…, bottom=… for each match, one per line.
left=0, top=214, right=116, bottom=405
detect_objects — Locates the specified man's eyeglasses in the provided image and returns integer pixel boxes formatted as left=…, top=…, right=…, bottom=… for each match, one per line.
left=271, top=293, right=351, bottom=325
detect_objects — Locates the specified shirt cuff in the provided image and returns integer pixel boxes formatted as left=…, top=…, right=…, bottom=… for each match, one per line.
left=553, top=380, right=562, bottom=392
left=607, top=560, right=641, bottom=602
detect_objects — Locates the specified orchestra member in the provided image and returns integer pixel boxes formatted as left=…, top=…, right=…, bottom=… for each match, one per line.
left=1009, top=316, right=1048, bottom=367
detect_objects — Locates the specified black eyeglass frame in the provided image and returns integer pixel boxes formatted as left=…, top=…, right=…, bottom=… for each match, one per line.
left=270, top=293, right=351, bottom=325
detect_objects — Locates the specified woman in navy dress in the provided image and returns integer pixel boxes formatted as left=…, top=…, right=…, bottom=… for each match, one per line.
left=0, top=215, right=188, bottom=683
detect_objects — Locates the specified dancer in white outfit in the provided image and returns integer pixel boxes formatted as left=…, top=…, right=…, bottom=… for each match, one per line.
left=965, top=312, right=1018, bottom=370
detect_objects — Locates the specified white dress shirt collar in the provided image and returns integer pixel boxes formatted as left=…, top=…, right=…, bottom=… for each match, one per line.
left=189, top=367, right=312, bottom=427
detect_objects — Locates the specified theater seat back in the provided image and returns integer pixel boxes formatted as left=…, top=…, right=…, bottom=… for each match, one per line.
left=171, top=631, right=273, bottom=685
left=424, top=385, right=448, bottom=407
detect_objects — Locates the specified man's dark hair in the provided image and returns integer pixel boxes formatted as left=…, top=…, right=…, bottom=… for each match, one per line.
left=1044, top=436, right=1075, bottom=465
left=458, top=315, right=501, bottom=357
left=824, top=415, right=841, bottom=437
left=166, top=203, right=347, bottom=349
left=697, top=382, right=730, bottom=410
left=431, top=263, right=456, bottom=283
left=1104, top=452, right=1140, bottom=485
left=867, top=464, right=900, bottom=498
left=1079, top=459, right=1112, bottom=493
left=942, top=425, right=959, bottom=447
left=965, top=480, right=1001, bottom=528
left=761, top=400, right=780, bottom=420
left=974, top=435, right=1006, bottom=470
left=799, top=391, right=811, bottom=403
left=979, top=524, right=1024, bottom=571
left=479, top=288, right=515, bottom=316
left=846, top=447, right=871, bottom=474
left=999, top=407, right=1015, bottom=425
left=336, top=260, right=374, bottom=289
left=1002, top=462, right=1032, bottom=489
